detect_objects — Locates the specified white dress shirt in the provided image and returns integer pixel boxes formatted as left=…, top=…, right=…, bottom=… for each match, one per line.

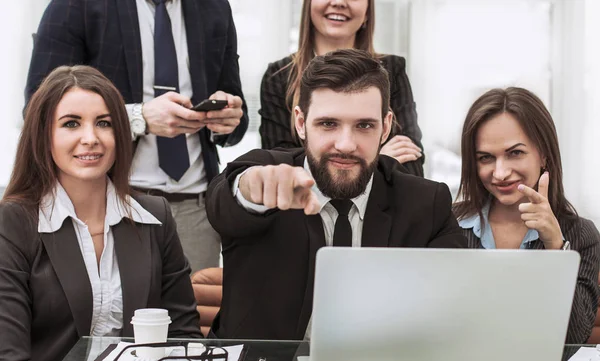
left=128, top=0, right=207, bottom=194
left=38, top=180, right=162, bottom=336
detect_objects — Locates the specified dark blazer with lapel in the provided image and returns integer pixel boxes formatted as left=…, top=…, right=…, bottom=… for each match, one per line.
left=0, top=195, right=202, bottom=361
left=258, top=55, right=424, bottom=177
left=461, top=216, right=600, bottom=344
left=25, top=0, right=249, bottom=182
left=206, top=148, right=467, bottom=340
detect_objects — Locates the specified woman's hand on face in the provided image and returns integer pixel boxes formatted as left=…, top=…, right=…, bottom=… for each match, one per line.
left=517, top=172, right=564, bottom=249
left=380, top=135, right=422, bottom=164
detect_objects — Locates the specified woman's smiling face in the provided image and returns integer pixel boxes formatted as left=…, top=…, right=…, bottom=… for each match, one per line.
left=475, top=112, right=545, bottom=207
left=310, top=0, right=369, bottom=45
left=51, top=87, right=116, bottom=186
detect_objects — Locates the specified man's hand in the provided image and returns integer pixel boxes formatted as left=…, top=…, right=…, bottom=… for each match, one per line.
left=143, top=92, right=206, bottom=137
left=202, top=91, right=244, bottom=135
left=238, top=164, right=321, bottom=215
left=380, top=135, right=423, bottom=164
left=517, top=172, right=563, bottom=249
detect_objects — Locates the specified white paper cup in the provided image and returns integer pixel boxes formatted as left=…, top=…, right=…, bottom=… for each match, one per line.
left=131, top=308, right=172, bottom=360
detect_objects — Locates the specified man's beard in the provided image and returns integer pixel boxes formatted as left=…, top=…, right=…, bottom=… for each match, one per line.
left=305, top=140, right=379, bottom=200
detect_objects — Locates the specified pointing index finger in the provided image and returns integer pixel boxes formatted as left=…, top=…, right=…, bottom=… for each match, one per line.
left=292, top=167, right=315, bottom=190
left=303, top=191, right=321, bottom=215
left=517, top=183, right=545, bottom=204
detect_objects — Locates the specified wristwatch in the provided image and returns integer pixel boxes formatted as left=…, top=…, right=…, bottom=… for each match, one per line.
left=561, top=240, right=571, bottom=250
left=130, top=103, right=147, bottom=138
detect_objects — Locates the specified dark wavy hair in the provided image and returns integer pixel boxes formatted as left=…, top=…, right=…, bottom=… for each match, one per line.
left=298, top=48, right=390, bottom=120
left=455, top=87, right=577, bottom=224
left=3, top=65, right=133, bottom=217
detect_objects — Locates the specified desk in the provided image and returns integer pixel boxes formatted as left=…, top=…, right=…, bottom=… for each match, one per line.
left=64, top=337, right=589, bottom=361
left=64, top=337, right=309, bottom=361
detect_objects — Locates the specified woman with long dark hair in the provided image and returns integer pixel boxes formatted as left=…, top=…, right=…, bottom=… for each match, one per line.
left=0, top=65, right=201, bottom=361
left=455, top=87, right=599, bottom=343
left=259, top=0, right=424, bottom=176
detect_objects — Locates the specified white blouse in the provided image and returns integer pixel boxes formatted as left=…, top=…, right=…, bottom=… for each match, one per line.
left=38, top=180, right=161, bottom=336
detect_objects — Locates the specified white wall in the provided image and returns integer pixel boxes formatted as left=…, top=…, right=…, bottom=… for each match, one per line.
left=0, top=1, right=48, bottom=186
left=409, top=0, right=559, bottom=196
left=549, top=0, right=589, bottom=222
left=218, top=0, right=294, bottom=169
left=580, top=0, right=600, bottom=225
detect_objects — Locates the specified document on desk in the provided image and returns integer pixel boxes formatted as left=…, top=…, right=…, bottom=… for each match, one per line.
left=568, top=346, right=600, bottom=360
left=97, top=342, right=245, bottom=361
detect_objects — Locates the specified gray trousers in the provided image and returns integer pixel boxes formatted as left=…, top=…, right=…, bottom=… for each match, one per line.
left=168, top=195, right=221, bottom=274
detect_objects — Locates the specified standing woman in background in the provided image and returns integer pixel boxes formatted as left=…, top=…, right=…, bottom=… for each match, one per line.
left=0, top=66, right=201, bottom=361
left=259, top=0, right=425, bottom=177
left=454, top=87, right=600, bottom=343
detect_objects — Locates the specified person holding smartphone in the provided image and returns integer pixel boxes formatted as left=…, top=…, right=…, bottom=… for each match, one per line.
left=454, top=87, right=600, bottom=343
left=259, top=0, right=424, bottom=177
left=26, top=0, right=249, bottom=272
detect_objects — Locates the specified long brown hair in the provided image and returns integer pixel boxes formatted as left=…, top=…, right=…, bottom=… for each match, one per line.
left=3, top=65, right=133, bottom=217
left=286, top=0, right=376, bottom=140
left=454, top=87, right=577, bottom=223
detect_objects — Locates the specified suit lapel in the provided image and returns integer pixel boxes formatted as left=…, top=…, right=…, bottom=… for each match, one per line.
left=361, top=170, right=392, bottom=247
left=182, top=0, right=208, bottom=105
left=113, top=221, right=152, bottom=336
left=116, top=0, right=143, bottom=102
left=182, top=0, right=215, bottom=179
left=41, top=221, right=93, bottom=337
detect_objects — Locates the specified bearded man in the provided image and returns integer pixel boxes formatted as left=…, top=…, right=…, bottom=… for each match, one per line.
left=205, top=49, right=467, bottom=340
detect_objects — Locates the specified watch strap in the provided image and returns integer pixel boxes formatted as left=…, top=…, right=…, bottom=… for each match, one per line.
left=130, top=103, right=147, bottom=137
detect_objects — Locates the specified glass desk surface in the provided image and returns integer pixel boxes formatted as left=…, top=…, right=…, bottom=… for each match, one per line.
left=63, top=337, right=592, bottom=361
left=64, top=337, right=309, bottom=361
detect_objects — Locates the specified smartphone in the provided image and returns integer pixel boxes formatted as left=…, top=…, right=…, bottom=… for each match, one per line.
left=192, top=99, right=228, bottom=112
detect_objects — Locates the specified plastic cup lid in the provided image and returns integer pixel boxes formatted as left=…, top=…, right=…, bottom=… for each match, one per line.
left=131, top=308, right=172, bottom=325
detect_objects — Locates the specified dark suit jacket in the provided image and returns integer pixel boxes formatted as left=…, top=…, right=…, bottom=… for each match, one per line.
left=25, top=0, right=249, bottom=182
left=0, top=195, right=202, bottom=361
left=461, top=216, right=600, bottom=344
left=258, top=55, right=424, bottom=177
left=206, top=148, right=467, bottom=340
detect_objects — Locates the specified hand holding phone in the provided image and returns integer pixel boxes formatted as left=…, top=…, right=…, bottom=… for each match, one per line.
left=196, top=91, right=244, bottom=135
left=192, top=99, right=228, bottom=112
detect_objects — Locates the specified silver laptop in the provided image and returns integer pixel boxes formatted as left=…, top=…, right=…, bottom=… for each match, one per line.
left=309, top=248, right=580, bottom=361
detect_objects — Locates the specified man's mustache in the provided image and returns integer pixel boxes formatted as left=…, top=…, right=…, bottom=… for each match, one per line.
left=322, top=153, right=366, bottom=164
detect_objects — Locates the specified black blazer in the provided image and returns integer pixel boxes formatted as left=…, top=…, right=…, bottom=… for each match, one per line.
left=0, top=195, right=202, bottom=361
left=258, top=55, right=424, bottom=177
left=461, top=216, right=600, bottom=344
left=206, top=148, right=467, bottom=340
left=25, top=0, right=249, bottom=182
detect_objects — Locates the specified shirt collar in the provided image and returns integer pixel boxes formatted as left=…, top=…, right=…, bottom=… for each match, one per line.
left=38, top=179, right=161, bottom=233
left=458, top=199, right=539, bottom=249
left=303, top=157, right=373, bottom=221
